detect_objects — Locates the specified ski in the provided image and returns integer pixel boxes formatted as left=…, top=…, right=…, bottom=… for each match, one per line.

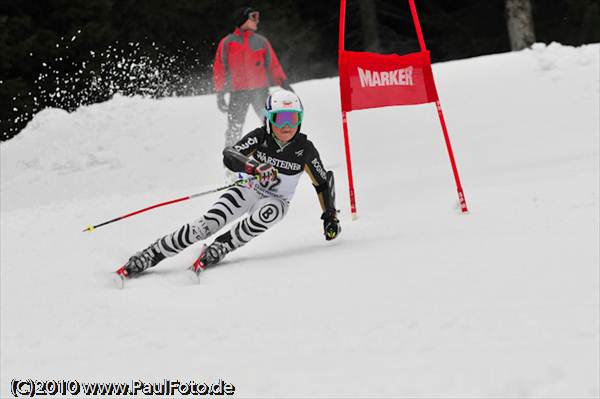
left=113, top=245, right=207, bottom=288
left=113, top=266, right=128, bottom=289
left=187, top=244, right=207, bottom=283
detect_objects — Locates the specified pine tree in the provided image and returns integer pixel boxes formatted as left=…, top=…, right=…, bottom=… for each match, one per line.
left=358, top=0, right=381, bottom=53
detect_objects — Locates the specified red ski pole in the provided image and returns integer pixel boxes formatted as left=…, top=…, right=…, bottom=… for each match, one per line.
left=82, top=178, right=251, bottom=232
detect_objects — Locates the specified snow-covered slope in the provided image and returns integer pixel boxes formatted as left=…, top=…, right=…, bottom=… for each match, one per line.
left=2, top=42, right=599, bottom=397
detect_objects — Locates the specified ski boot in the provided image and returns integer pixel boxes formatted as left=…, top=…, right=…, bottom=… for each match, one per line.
left=189, top=241, right=231, bottom=281
left=114, top=241, right=166, bottom=288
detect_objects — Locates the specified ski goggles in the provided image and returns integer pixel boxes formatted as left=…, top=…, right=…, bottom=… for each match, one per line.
left=249, top=11, right=260, bottom=22
left=267, top=110, right=303, bottom=128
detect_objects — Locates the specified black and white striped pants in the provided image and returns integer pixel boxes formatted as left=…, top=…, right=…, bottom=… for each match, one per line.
left=155, top=185, right=288, bottom=257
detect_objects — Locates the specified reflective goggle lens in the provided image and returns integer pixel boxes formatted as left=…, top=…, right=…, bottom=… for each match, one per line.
left=269, top=111, right=302, bottom=128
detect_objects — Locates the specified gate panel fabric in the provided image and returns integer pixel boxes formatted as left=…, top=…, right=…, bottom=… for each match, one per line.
left=339, top=50, right=438, bottom=112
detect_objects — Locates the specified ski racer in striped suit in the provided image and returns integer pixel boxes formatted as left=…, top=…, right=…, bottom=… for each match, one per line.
left=118, top=90, right=341, bottom=279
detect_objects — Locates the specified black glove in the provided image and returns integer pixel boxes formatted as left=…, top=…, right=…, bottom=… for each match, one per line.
left=281, top=80, right=294, bottom=93
left=216, top=92, right=228, bottom=113
left=246, top=161, right=278, bottom=185
left=321, top=209, right=341, bottom=241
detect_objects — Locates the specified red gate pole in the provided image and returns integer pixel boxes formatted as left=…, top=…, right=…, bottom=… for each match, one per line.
left=339, top=0, right=358, bottom=219
left=341, top=111, right=357, bottom=218
left=408, top=0, right=469, bottom=213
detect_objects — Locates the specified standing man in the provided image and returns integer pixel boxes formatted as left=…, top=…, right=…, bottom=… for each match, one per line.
left=213, top=6, right=294, bottom=149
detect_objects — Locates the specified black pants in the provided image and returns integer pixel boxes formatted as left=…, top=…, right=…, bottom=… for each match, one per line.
left=225, top=88, right=269, bottom=148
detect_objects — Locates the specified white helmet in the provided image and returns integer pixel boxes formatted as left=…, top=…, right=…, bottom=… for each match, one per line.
left=264, top=90, right=303, bottom=134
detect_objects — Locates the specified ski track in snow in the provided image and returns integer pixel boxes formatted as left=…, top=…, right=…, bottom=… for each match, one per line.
left=1, top=43, right=599, bottom=397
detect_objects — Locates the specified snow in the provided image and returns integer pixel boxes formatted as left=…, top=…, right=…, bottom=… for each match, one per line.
left=1, top=42, right=599, bottom=397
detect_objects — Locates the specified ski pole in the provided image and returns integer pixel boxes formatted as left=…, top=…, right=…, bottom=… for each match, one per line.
left=82, top=178, right=251, bottom=232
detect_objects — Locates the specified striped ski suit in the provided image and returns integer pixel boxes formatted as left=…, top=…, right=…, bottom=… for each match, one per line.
left=153, top=126, right=336, bottom=263
left=156, top=185, right=287, bottom=257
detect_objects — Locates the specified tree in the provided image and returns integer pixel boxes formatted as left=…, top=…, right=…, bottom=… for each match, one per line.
left=505, top=0, right=535, bottom=50
left=358, top=0, right=381, bottom=52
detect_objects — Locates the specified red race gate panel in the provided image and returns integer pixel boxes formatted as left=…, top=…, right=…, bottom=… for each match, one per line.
left=339, top=50, right=439, bottom=112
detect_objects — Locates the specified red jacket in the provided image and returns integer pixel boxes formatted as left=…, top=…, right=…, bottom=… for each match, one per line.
left=213, top=28, right=287, bottom=93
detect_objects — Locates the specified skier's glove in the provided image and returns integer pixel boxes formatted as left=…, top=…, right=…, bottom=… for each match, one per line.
left=216, top=92, right=228, bottom=113
left=281, top=80, right=295, bottom=93
left=321, top=209, right=341, bottom=241
left=246, top=161, right=278, bottom=185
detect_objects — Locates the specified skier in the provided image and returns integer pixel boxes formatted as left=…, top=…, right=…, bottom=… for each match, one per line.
left=213, top=5, right=293, bottom=149
left=116, top=90, right=341, bottom=280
